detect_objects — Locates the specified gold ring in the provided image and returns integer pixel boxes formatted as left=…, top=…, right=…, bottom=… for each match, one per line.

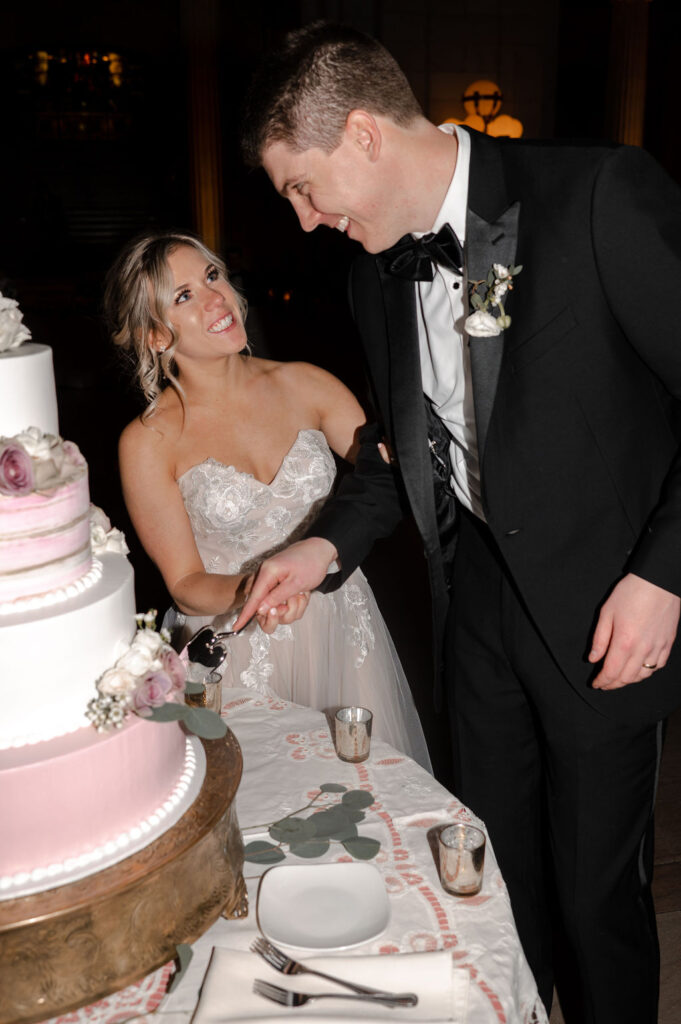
left=642, top=662, right=658, bottom=670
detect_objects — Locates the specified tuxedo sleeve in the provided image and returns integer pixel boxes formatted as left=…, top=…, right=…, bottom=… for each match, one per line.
left=592, top=145, right=681, bottom=595
left=307, top=421, right=406, bottom=592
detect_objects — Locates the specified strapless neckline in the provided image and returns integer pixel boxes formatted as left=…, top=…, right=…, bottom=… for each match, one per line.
left=176, top=428, right=325, bottom=488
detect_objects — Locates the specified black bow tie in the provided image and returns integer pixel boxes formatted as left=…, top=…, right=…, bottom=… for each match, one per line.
left=382, top=223, right=463, bottom=282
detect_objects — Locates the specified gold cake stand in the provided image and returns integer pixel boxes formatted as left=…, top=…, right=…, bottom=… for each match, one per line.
left=0, top=728, right=247, bottom=1024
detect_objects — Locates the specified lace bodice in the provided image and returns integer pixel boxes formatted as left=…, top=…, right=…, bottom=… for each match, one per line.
left=177, top=429, right=336, bottom=576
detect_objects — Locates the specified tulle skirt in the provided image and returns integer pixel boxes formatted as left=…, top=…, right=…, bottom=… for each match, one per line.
left=163, top=568, right=431, bottom=773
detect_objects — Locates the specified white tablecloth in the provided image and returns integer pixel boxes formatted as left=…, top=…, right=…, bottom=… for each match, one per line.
left=46, top=689, right=548, bottom=1024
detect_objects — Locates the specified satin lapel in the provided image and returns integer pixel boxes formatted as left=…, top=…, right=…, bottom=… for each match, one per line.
left=377, top=263, right=440, bottom=553
left=466, top=202, right=520, bottom=463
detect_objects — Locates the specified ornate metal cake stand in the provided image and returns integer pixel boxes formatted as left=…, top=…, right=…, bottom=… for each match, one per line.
left=0, top=728, right=247, bottom=1024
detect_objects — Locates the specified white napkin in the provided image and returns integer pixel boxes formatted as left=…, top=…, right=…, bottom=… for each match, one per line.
left=191, top=948, right=470, bottom=1022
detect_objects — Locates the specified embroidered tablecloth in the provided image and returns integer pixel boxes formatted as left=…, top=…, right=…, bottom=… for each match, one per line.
left=45, top=689, right=548, bottom=1024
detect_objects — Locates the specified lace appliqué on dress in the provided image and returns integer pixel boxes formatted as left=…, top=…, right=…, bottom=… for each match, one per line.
left=339, top=581, right=375, bottom=668
left=240, top=623, right=295, bottom=693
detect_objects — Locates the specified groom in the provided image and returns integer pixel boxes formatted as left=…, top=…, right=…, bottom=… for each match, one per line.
left=237, top=21, right=681, bottom=1022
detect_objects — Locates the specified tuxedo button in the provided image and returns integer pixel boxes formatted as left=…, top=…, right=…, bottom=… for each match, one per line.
left=505, top=528, right=522, bottom=536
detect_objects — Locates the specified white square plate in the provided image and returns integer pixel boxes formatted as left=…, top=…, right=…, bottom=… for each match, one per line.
left=256, top=862, right=390, bottom=951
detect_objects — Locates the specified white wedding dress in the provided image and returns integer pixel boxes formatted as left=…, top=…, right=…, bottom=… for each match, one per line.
left=164, top=428, right=431, bottom=771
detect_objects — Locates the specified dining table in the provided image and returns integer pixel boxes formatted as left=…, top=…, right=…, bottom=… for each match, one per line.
left=42, top=687, right=549, bottom=1024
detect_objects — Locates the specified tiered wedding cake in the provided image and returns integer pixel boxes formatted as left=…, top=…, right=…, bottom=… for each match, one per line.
left=0, top=297, right=205, bottom=900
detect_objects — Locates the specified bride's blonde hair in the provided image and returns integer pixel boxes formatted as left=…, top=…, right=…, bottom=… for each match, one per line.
left=104, top=231, right=247, bottom=418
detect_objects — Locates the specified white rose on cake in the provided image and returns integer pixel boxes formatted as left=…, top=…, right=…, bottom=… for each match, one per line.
left=97, top=665, right=137, bottom=698
left=0, top=293, right=32, bottom=353
left=90, top=505, right=129, bottom=556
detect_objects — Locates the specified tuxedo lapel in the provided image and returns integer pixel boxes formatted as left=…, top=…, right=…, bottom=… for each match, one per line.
left=376, top=263, right=440, bottom=554
left=464, top=130, right=520, bottom=464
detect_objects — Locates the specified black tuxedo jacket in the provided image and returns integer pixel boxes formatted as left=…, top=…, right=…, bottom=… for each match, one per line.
left=313, top=127, right=681, bottom=725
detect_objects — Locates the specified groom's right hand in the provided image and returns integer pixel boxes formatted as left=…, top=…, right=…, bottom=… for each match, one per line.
left=233, top=537, right=339, bottom=631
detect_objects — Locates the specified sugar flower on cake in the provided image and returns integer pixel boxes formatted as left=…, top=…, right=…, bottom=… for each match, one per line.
left=0, top=441, right=35, bottom=495
left=90, top=505, right=129, bottom=556
left=0, top=426, right=87, bottom=495
left=0, top=292, right=32, bottom=353
left=88, top=618, right=186, bottom=731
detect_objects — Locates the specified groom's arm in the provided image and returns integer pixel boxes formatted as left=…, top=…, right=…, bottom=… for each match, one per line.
left=233, top=422, right=405, bottom=627
left=587, top=145, right=681, bottom=689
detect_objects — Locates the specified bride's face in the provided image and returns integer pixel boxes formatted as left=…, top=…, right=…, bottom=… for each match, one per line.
left=158, top=245, right=247, bottom=361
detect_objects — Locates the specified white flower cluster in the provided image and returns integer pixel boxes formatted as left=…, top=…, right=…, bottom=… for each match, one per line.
left=97, top=627, right=168, bottom=698
left=90, top=505, right=129, bottom=556
left=9, top=426, right=85, bottom=491
left=0, top=292, right=31, bottom=353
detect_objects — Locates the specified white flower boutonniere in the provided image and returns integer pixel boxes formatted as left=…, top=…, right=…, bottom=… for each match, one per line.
left=465, top=262, right=523, bottom=337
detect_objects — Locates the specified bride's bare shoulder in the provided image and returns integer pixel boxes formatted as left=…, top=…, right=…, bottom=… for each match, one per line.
left=119, top=389, right=182, bottom=466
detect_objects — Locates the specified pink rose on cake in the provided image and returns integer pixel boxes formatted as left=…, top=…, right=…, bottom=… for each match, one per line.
left=0, top=441, right=35, bottom=495
left=161, top=646, right=186, bottom=690
left=132, top=670, right=180, bottom=717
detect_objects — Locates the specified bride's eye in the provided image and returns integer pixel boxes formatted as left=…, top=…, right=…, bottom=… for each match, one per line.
left=206, top=265, right=220, bottom=283
left=174, top=288, right=191, bottom=304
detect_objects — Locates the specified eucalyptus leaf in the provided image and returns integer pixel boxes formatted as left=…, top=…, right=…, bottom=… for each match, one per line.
left=326, top=823, right=358, bottom=842
left=184, top=706, right=227, bottom=739
left=319, top=783, right=347, bottom=793
left=147, top=703, right=187, bottom=723
left=512, top=264, right=523, bottom=274
left=290, top=839, right=330, bottom=859
left=167, top=943, right=193, bottom=994
left=342, top=836, right=381, bottom=860
left=471, top=292, right=484, bottom=310
left=310, top=807, right=353, bottom=838
left=270, top=817, right=316, bottom=843
left=344, top=808, right=366, bottom=823
left=487, top=268, right=495, bottom=287
left=341, top=790, right=375, bottom=810
left=244, top=841, right=286, bottom=864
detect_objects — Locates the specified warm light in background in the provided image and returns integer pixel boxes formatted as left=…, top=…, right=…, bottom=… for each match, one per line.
left=446, top=79, right=523, bottom=138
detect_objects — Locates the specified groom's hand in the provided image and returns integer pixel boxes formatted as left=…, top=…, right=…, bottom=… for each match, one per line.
left=233, top=537, right=339, bottom=631
left=589, top=573, right=680, bottom=689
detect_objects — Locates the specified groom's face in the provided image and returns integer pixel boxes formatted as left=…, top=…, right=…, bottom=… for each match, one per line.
left=262, top=130, right=402, bottom=254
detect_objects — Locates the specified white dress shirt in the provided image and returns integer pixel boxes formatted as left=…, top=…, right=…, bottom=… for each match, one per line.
left=414, top=124, right=484, bottom=520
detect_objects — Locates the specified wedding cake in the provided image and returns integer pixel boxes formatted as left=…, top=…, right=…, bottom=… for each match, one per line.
left=0, top=295, right=205, bottom=901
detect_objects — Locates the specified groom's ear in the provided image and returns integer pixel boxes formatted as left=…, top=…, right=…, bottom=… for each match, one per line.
left=345, top=110, right=382, bottom=162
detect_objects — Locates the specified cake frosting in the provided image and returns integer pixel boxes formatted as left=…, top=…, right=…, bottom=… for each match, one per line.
left=0, top=296, right=204, bottom=900
left=0, top=428, right=93, bottom=605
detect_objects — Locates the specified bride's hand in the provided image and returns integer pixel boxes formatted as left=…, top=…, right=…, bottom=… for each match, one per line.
left=256, top=591, right=311, bottom=633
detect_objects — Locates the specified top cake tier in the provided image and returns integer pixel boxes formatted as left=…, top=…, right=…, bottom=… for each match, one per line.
left=0, top=343, right=59, bottom=437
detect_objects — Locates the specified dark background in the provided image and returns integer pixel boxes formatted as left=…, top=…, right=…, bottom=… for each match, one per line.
left=1, top=0, right=678, bottom=782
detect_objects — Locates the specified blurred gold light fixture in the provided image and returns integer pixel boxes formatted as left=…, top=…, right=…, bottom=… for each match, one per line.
left=447, top=79, right=523, bottom=138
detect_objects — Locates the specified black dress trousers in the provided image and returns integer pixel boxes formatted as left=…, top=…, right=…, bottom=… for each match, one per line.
left=446, top=508, right=663, bottom=1024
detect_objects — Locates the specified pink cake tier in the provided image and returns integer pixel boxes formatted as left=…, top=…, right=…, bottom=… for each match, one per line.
left=0, top=467, right=92, bottom=604
left=0, top=716, right=206, bottom=900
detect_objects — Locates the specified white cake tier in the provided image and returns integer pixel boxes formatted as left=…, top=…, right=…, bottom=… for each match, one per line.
left=0, top=551, right=136, bottom=748
left=0, top=343, right=59, bottom=436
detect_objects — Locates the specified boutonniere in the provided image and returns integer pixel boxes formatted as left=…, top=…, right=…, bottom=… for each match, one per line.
left=465, top=262, right=522, bottom=337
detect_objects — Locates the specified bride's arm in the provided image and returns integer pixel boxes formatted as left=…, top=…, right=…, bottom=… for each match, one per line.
left=119, top=417, right=254, bottom=618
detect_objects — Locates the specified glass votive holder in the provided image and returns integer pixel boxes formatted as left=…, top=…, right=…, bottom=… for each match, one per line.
left=439, top=823, right=486, bottom=897
left=334, top=707, right=373, bottom=763
left=203, top=669, right=223, bottom=714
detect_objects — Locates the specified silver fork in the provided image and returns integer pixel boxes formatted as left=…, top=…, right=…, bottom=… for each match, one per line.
left=253, top=978, right=418, bottom=1009
left=251, top=936, right=417, bottom=1004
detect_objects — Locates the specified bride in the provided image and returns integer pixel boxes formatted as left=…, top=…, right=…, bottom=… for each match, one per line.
left=105, top=231, right=431, bottom=770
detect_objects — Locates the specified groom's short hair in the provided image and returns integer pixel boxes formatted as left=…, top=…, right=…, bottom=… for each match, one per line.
left=241, top=21, right=422, bottom=167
